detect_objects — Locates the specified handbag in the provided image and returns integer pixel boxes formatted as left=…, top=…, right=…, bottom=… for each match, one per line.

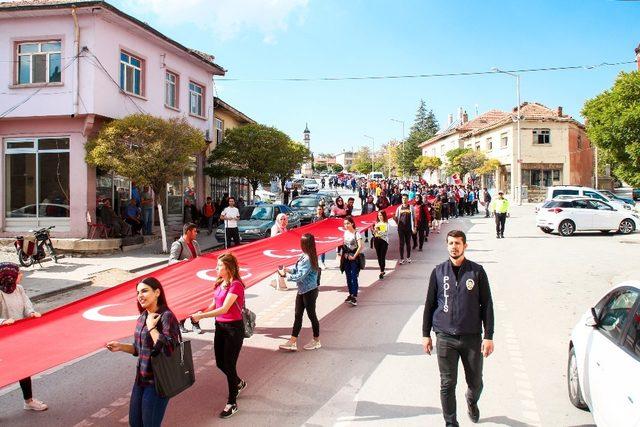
left=151, top=339, right=195, bottom=398
left=234, top=299, right=256, bottom=338
left=358, top=253, right=366, bottom=270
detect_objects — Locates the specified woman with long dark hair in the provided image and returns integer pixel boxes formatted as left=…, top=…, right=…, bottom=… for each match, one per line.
left=340, top=216, right=363, bottom=306
left=106, top=277, right=180, bottom=427
left=277, top=233, right=321, bottom=351
left=331, top=196, right=349, bottom=260
left=189, top=253, right=246, bottom=419
left=373, top=210, right=389, bottom=280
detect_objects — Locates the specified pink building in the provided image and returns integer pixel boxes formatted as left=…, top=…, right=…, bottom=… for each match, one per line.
left=0, top=0, right=225, bottom=238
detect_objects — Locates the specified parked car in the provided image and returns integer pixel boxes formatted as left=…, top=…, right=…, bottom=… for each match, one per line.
left=535, top=197, right=638, bottom=236
left=598, top=189, right=636, bottom=207
left=318, top=189, right=340, bottom=199
left=215, top=204, right=300, bottom=242
left=567, top=281, right=640, bottom=427
left=289, top=195, right=331, bottom=225
left=541, top=186, right=634, bottom=211
left=633, top=188, right=640, bottom=201
left=302, top=179, right=319, bottom=194
left=369, top=171, right=385, bottom=180
left=253, top=188, right=278, bottom=203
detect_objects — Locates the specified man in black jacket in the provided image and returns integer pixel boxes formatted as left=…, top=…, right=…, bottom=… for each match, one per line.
left=422, top=230, right=495, bottom=426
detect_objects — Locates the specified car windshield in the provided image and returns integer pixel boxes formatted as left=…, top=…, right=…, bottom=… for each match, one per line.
left=291, top=198, right=318, bottom=207
left=305, top=180, right=317, bottom=185
left=240, top=206, right=273, bottom=220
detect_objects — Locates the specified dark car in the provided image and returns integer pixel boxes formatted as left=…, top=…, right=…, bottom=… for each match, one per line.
left=289, top=196, right=332, bottom=225
left=215, top=204, right=301, bottom=242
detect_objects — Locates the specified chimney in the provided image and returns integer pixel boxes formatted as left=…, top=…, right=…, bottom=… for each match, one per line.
left=557, top=106, right=563, bottom=117
left=636, top=44, right=640, bottom=70
left=462, top=111, right=468, bottom=123
left=447, top=114, right=453, bottom=126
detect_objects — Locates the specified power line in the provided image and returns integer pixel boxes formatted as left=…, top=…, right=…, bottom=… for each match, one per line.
left=217, top=60, right=636, bottom=82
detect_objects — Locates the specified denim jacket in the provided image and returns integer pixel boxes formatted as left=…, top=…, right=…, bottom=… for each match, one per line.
left=286, top=254, right=319, bottom=295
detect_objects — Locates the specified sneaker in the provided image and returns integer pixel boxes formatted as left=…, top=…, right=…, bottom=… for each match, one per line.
left=303, top=340, right=322, bottom=350
left=179, top=323, right=190, bottom=334
left=192, top=323, right=204, bottom=334
left=379, top=272, right=384, bottom=280
left=364, top=237, right=369, bottom=243
left=24, top=399, right=48, bottom=411
left=345, top=295, right=353, bottom=303
left=348, top=297, right=358, bottom=306
left=399, top=259, right=406, bottom=265
left=407, top=258, right=412, bottom=263
left=219, top=404, right=238, bottom=419
left=279, top=340, right=298, bottom=351
left=237, top=379, right=247, bottom=396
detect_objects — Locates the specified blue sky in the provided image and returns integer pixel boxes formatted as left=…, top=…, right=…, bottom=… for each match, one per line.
left=112, top=0, right=639, bottom=155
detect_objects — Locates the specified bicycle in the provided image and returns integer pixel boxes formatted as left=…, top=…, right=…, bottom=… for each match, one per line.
left=14, top=226, right=59, bottom=267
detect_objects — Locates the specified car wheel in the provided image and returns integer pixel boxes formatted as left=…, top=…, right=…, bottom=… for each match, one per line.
left=618, top=219, right=635, bottom=234
left=567, top=346, right=588, bottom=410
left=559, top=220, right=575, bottom=236
left=540, top=227, right=552, bottom=234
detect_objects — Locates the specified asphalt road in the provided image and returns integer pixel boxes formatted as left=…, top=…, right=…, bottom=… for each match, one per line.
left=1, top=199, right=637, bottom=426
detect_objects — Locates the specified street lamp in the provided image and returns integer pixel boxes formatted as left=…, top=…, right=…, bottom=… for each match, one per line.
left=364, top=134, right=375, bottom=174
left=390, top=118, right=405, bottom=177
left=492, top=68, right=522, bottom=205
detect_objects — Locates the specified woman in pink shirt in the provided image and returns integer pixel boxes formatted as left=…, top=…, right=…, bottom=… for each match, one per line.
left=190, top=253, right=246, bottom=419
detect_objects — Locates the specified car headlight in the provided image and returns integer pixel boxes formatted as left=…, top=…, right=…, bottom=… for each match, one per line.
left=245, top=228, right=262, bottom=233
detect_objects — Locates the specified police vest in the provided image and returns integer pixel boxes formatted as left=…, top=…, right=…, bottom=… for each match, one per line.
left=432, top=259, right=484, bottom=336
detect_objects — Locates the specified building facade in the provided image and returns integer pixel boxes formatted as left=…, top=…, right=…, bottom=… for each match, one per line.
left=0, top=0, right=225, bottom=237
left=335, top=151, right=355, bottom=172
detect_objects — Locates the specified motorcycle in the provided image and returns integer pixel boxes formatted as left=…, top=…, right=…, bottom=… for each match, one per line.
left=14, top=226, right=59, bottom=267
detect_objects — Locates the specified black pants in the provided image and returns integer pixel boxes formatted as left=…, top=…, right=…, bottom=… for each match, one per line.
left=373, top=238, right=388, bottom=272
left=398, top=228, right=412, bottom=259
left=214, top=320, right=244, bottom=405
left=442, top=205, right=449, bottom=220
left=495, top=213, right=507, bottom=236
left=416, top=226, right=428, bottom=249
left=292, top=288, right=319, bottom=338
left=225, top=227, right=240, bottom=247
left=436, top=333, right=484, bottom=427
left=449, top=202, right=457, bottom=217
left=19, top=377, right=32, bottom=400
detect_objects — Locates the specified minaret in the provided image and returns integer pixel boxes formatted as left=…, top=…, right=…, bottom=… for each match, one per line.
left=302, top=124, right=312, bottom=177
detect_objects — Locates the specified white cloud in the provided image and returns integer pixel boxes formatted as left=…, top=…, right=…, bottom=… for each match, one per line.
left=123, top=0, right=309, bottom=42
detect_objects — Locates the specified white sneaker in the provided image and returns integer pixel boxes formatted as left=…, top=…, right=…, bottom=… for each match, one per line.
left=407, top=258, right=412, bottom=263
left=303, top=340, right=322, bottom=350
left=399, top=259, right=406, bottom=265
left=24, top=399, right=48, bottom=411
left=279, top=340, right=298, bottom=351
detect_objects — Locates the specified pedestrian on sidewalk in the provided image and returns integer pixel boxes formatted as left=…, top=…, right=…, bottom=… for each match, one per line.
left=422, top=230, right=495, bottom=427
left=277, top=233, right=321, bottom=352
left=0, top=263, right=48, bottom=412
left=221, top=197, right=241, bottom=248
left=189, top=253, right=247, bottom=419
left=361, top=195, right=377, bottom=244
left=203, top=196, right=216, bottom=235
left=489, top=191, right=510, bottom=239
left=372, top=210, right=389, bottom=280
left=106, top=277, right=181, bottom=427
left=339, top=216, right=363, bottom=306
left=481, top=188, right=492, bottom=218
left=141, top=186, right=154, bottom=235
left=168, top=223, right=203, bottom=334
left=394, top=194, right=415, bottom=264
left=269, top=213, right=289, bottom=291
left=313, top=205, right=328, bottom=269
left=413, top=194, right=430, bottom=252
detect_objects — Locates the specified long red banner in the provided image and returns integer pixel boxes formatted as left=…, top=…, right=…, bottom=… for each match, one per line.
left=0, top=206, right=396, bottom=388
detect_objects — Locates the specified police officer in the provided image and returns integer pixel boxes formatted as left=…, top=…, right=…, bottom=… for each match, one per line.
left=489, top=190, right=510, bottom=238
left=422, top=230, right=494, bottom=426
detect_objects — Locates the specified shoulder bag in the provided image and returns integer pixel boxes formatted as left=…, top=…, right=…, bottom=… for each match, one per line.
left=234, top=289, right=256, bottom=338
left=151, top=328, right=195, bottom=398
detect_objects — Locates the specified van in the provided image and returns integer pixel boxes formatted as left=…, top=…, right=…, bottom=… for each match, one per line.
left=369, top=171, right=385, bottom=180
left=544, top=186, right=633, bottom=211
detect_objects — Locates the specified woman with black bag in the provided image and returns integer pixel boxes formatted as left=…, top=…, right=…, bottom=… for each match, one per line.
left=106, top=277, right=180, bottom=427
left=340, top=216, right=363, bottom=307
left=189, top=252, right=246, bottom=419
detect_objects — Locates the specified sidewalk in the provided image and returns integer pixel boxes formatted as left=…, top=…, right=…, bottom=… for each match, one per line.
left=0, top=231, right=223, bottom=302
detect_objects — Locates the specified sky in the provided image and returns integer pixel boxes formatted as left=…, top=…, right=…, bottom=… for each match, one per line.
left=109, top=1, right=640, bottom=154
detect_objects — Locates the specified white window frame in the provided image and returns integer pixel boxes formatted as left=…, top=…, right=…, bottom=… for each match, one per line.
left=165, top=71, right=178, bottom=109
left=533, top=128, right=551, bottom=145
left=120, top=51, right=143, bottom=96
left=16, top=40, right=62, bottom=85
left=500, top=133, right=508, bottom=148
left=486, top=137, right=493, bottom=151
left=215, top=118, right=224, bottom=144
left=189, top=81, right=204, bottom=117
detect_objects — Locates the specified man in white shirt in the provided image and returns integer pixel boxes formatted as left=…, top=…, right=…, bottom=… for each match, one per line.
left=220, top=196, right=241, bottom=248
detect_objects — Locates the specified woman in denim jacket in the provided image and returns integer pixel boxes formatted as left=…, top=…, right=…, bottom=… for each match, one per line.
left=277, top=233, right=321, bottom=351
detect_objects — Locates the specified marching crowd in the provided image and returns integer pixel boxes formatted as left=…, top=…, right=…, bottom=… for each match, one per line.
left=1, top=176, right=501, bottom=426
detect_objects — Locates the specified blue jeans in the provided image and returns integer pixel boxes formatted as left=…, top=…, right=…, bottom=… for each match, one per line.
left=142, top=208, right=153, bottom=235
left=345, top=259, right=360, bottom=297
left=129, top=383, right=169, bottom=427
left=319, top=253, right=325, bottom=264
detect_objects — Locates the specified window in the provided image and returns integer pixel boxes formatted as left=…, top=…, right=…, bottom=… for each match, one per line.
left=598, top=289, right=638, bottom=343
left=486, top=137, right=493, bottom=151
left=215, top=118, right=224, bottom=144
left=584, top=191, right=607, bottom=202
left=623, top=305, right=640, bottom=360
left=533, top=128, right=551, bottom=144
left=440, top=144, right=445, bottom=155
left=165, top=71, right=178, bottom=108
left=475, top=141, right=480, bottom=151
left=577, top=134, right=582, bottom=150
left=588, top=200, right=613, bottom=211
left=500, top=133, right=508, bottom=148
left=120, top=52, right=143, bottom=95
left=553, top=170, right=560, bottom=181
left=16, top=41, right=61, bottom=85
left=189, top=82, right=204, bottom=117
left=5, top=138, right=70, bottom=219
left=552, top=189, right=578, bottom=197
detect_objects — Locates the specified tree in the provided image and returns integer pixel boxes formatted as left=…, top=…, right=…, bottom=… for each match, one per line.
left=414, top=155, right=442, bottom=174
left=458, top=151, right=488, bottom=181
left=351, top=146, right=385, bottom=174
left=582, top=71, right=640, bottom=186
left=398, top=99, right=440, bottom=175
left=315, top=163, right=328, bottom=173
left=86, top=113, right=206, bottom=250
left=331, top=164, right=344, bottom=173
left=445, top=147, right=472, bottom=176
left=205, top=124, right=306, bottom=197
left=475, top=158, right=501, bottom=176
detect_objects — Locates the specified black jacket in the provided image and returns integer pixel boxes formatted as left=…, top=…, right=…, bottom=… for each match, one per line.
left=422, top=258, right=494, bottom=339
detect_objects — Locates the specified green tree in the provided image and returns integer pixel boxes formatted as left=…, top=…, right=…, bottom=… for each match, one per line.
left=86, top=113, right=206, bottom=250
left=398, top=99, right=440, bottom=175
left=271, top=140, right=312, bottom=192
left=475, top=158, right=501, bottom=176
left=445, top=147, right=473, bottom=176
left=457, top=151, right=488, bottom=181
left=315, top=163, right=328, bottom=173
left=331, top=164, right=344, bottom=173
left=582, top=70, right=640, bottom=186
left=414, top=155, right=442, bottom=174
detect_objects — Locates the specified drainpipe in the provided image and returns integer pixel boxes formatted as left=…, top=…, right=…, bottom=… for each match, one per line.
left=71, top=7, right=80, bottom=116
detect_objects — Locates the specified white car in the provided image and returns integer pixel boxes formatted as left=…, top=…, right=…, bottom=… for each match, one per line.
left=302, top=179, right=319, bottom=194
left=253, top=189, right=277, bottom=203
left=568, top=281, right=640, bottom=427
left=536, top=197, right=638, bottom=236
left=542, top=185, right=634, bottom=211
